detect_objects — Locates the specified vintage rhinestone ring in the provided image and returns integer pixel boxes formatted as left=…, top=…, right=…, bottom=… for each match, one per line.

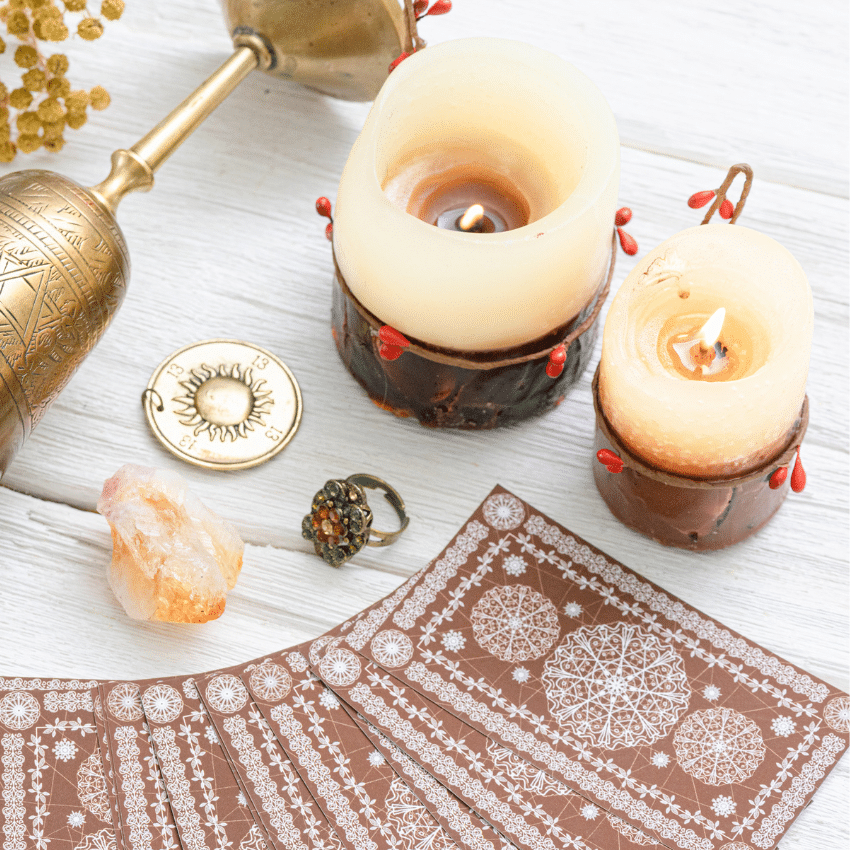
left=302, top=474, right=409, bottom=567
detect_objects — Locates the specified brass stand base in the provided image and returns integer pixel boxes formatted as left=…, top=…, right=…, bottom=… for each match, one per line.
left=592, top=368, right=809, bottom=550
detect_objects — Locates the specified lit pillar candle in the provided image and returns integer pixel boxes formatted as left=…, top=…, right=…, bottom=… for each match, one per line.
left=332, top=37, right=620, bottom=352
left=598, top=224, right=813, bottom=479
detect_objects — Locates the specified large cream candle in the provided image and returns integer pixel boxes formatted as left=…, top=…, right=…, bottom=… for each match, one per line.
left=598, top=224, right=813, bottom=478
left=332, top=37, right=620, bottom=352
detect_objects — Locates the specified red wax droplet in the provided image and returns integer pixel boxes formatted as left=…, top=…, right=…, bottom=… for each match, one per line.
left=545, top=361, right=564, bottom=378
left=379, top=343, right=404, bottom=361
left=791, top=450, right=806, bottom=493
left=378, top=325, right=410, bottom=348
left=769, top=466, right=787, bottom=490
left=615, top=207, right=632, bottom=227
left=688, top=190, right=715, bottom=209
left=617, top=228, right=638, bottom=255
left=549, top=344, right=567, bottom=365
left=719, top=198, right=734, bottom=219
left=596, top=449, right=623, bottom=473
left=325, top=222, right=333, bottom=240
left=389, top=52, right=411, bottom=73
left=426, top=0, right=452, bottom=14
left=316, top=197, right=332, bottom=218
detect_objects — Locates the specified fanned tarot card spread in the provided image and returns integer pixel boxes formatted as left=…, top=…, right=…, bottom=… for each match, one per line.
left=0, top=677, right=118, bottom=850
left=305, top=486, right=850, bottom=850
left=97, top=682, right=180, bottom=850
left=135, top=675, right=267, bottom=850
left=196, top=663, right=343, bottom=850
left=308, top=655, right=661, bottom=850
left=239, top=649, right=495, bottom=850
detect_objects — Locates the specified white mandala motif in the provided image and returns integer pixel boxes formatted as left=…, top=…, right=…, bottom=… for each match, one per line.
left=471, top=584, right=560, bottom=663
left=512, top=667, right=530, bottom=684
left=385, top=776, right=454, bottom=850
left=67, top=811, right=85, bottom=828
left=650, top=752, right=669, bottom=768
left=541, top=623, right=690, bottom=750
left=607, top=815, right=656, bottom=846
left=205, top=674, right=249, bottom=715
left=367, top=750, right=385, bottom=767
left=482, top=493, right=525, bottom=530
left=824, top=696, right=850, bottom=733
left=106, top=683, right=142, bottom=722
left=487, top=740, right=566, bottom=797
left=142, top=684, right=183, bottom=724
left=674, top=708, right=765, bottom=786
left=76, top=753, right=111, bottom=822
left=711, top=796, right=736, bottom=817
left=503, top=555, right=527, bottom=577
left=370, top=630, right=413, bottom=669
left=703, top=685, right=721, bottom=702
left=319, top=648, right=362, bottom=687
left=581, top=804, right=599, bottom=820
left=319, top=689, right=340, bottom=710
left=249, top=663, right=292, bottom=703
left=771, top=716, right=796, bottom=738
left=54, top=738, right=78, bottom=761
left=0, top=691, right=40, bottom=729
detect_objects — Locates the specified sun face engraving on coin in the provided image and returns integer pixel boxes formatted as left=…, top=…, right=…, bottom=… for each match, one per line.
left=173, top=363, right=273, bottom=441
left=143, top=340, right=302, bottom=470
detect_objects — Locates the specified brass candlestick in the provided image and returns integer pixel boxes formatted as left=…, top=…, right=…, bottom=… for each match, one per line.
left=0, top=0, right=411, bottom=477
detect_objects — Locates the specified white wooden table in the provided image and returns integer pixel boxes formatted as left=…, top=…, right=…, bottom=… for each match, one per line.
left=0, top=2, right=846, bottom=847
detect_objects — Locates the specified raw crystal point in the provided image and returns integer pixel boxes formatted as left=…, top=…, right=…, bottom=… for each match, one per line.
left=97, top=464, right=243, bottom=623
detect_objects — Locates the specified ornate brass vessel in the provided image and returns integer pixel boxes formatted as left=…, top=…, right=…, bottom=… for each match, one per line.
left=0, top=0, right=411, bottom=477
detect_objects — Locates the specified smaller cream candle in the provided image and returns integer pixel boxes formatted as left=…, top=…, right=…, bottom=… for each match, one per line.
left=598, top=224, right=812, bottom=478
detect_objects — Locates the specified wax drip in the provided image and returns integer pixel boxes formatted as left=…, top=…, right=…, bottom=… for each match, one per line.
left=791, top=448, right=806, bottom=493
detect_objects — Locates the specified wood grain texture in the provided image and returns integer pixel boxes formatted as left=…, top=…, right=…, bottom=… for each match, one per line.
left=0, top=1, right=846, bottom=848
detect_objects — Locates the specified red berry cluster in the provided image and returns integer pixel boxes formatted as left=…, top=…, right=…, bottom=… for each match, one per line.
left=316, top=196, right=333, bottom=241
left=615, top=206, right=638, bottom=255
left=688, top=188, right=734, bottom=220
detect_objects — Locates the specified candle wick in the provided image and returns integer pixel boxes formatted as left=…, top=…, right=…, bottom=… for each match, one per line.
left=458, top=204, right=485, bottom=232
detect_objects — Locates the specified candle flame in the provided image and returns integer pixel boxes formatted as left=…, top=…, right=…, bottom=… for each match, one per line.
left=458, top=204, right=485, bottom=232
left=699, top=308, right=726, bottom=349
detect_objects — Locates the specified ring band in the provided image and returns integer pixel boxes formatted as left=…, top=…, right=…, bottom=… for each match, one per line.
left=302, top=474, right=409, bottom=566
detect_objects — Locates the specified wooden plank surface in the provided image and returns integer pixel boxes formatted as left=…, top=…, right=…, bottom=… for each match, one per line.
left=0, top=2, right=846, bottom=848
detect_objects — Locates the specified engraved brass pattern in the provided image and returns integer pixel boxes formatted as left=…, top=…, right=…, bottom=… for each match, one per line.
left=143, top=339, right=302, bottom=470
left=0, top=170, right=129, bottom=476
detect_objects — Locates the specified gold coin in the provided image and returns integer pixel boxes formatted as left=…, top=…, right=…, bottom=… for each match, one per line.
left=143, top=340, right=302, bottom=470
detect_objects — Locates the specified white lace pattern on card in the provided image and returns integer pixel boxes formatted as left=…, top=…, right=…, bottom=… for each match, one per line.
left=2, top=733, right=25, bottom=850
left=385, top=776, right=456, bottom=850
left=221, top=714, right=306, bottom=850
left=45, top=691, right=93, bottom=712
left=114, top=727, right=153, bottom=850
left=393, top=521, right=489, bottom=630
left=348, top=683, right=588, bottom=850
left=149, top=727, right=206, bottom=850
left=345, top=572, right=424, bottom=651
left=750, top=734, right=845, bottom=848
left=270, top=703, right=377, bottom=850
left=361, top=721, right=498, bottom=850
left=523, top=514, right=829, bottom=703
left=401, top=664, right=712, bottom=850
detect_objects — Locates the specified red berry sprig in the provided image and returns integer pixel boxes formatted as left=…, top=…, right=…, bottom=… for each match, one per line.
left=416, top=0, right=451, bottom=20
left=546, top=344, right=566, bottom=378
left=615, top=206, right=638, bottom=255
left=596, top=448, right=624, bottom=474
left=377, top=325, right=410, bottom=361
left=388, top=52, right=412, bottom=73
left=316, top=196, right=334, bottom=240
left=688, top=190, right=716, bottom=209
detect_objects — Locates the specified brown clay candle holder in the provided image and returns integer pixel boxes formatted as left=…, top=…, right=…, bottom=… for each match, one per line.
left=591, top=368, right=808, bottom=550
left=330, top=233, right=616, bottom=429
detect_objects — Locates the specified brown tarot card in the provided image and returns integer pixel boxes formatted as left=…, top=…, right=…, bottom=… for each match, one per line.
left=333, top=486, right=848, bottom=850
left=0, top=676, right=119, bottom=850
left=98, top=681, right=180, bottom=850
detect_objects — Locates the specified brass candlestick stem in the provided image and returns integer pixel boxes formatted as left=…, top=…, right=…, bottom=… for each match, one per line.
left=0, top=0, right=413, bottom=478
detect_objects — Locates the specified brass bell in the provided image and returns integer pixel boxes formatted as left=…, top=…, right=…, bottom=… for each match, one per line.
left=0, top=0, right=418, bottom=476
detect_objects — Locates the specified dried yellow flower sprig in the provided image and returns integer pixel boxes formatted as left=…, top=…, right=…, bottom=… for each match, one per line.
left=0, top=0, right=124, bottom=162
